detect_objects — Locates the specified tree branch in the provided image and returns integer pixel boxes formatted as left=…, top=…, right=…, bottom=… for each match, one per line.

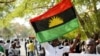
left=0, top=0, right=16, bottom=3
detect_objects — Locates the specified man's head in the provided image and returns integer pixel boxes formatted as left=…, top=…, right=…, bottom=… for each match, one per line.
left=51, top=39, right=60, bottom=47
left=12, top=42, right=16, bottom=48
left=7, top=40, right=10, bottom=43
left=85, top=38, right=96, bottom=54
left=30, top=40, right=33, bottom=43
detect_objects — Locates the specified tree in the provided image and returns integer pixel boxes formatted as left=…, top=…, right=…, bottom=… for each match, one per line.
left=72, top=0, right=100, bottom=38
left=0, top=0, right=100, bottom=39
left=0, top=0, right=59, bottom=39
left=0, top=0, right=59, bottom=27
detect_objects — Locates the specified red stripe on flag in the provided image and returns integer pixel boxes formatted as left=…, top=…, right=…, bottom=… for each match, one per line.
left=30, top=0, right=72, bottom=22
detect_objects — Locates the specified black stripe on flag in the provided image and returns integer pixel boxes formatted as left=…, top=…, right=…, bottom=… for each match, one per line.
left=31, top=7, right=76, bottom=32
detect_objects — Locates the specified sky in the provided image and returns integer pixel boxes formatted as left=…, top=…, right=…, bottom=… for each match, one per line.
left=11, top=17, right=31, bottom=28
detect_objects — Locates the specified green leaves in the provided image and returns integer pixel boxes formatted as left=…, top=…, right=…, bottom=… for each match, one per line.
left=0, top=0, right=58, bottom=27
left=1, top=0, right=99, bottom=39
left=0, top=0, right=58, bottom=39
left=72, top=0, right=100, bottom=38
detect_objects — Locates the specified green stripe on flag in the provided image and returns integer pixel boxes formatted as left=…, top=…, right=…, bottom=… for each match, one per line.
left=36, top=18, right=79, bottom=43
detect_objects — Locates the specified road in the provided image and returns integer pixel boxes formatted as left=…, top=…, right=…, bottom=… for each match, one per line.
left=20, top=41, right=26, bottom=56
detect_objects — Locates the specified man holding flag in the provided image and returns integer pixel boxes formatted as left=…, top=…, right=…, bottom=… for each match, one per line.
left=40, top=34, right=80, bottom=56
left=30, top=0, right=80, bottom=55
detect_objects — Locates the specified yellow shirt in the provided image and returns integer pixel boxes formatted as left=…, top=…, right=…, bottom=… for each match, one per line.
left=27, top=43, right=34, bottom=52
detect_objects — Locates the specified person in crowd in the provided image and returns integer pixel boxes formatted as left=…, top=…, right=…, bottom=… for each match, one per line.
left=0, top=40, right=5, bottom=50
left=39, top=47, right=45, bottom=56
left=85, top=38, right=96, bottom=54
left=41, top=39, right=63, bottom=56
left=4, top=40, right=10, bottom=56
left=0, top=40, right=5, bottom=56
left=96, top=38, right=100, bottom=54
left=27, top=40, right=35, bottom=56
left=0, top=45, right=4, bottom=53
left=26, top=40, right=30, bottom=56
left=69, top=34, right=98, bottom=54
left=80, top=41, right=86, bottom=54
left=25, top=39, right=28, bottom=56
left=74, top=39, right=81, bottom=53
left=15, top=39, right=21, bottom=56
left=41, top=34, right=81, bottom=56
left=63, top=40, right=70, bottom=56
left=70, top=34, right=81, bottom=53
left=8, top=42, right=19, bottom=56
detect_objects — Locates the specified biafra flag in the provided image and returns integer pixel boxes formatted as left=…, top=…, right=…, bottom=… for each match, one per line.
left=30, top=0, right=79, bottom=43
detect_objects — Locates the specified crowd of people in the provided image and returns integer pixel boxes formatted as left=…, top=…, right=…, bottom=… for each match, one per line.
left=0, top=33, right=100, bottom=56
left=0, top=37, right=35, bottom=56
left=37, top=34, right=100, bottom=56
left=0, top=38, right=21, bottom=56
left=25, top=39, right=35, bottom=56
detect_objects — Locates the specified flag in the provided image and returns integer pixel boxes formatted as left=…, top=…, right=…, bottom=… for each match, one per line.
left=30, top=0, right=79, bottom=43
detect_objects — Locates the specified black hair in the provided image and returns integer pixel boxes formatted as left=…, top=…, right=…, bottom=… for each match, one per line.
left=7, top=40, right=10, bottom=43
left=30, top=40, right=33, bottom=43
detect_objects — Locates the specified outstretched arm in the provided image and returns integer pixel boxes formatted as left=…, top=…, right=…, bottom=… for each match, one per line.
left=70, top=34, right=81, bottom=53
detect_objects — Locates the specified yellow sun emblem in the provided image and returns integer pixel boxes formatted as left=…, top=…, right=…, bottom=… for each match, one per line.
left=49, top=16, right=64, bottom=28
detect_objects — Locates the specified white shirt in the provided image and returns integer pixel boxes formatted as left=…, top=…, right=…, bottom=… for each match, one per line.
left=15, top=41, right=21, bottom=50
left=4, top=43, right=10, bottom=49
left=63, top=46, right=70, bottom=52
left=96, top=44, right=100, bottom=54
left=26, top=43, right=29, bottom=52
left=41, top=42, right=69, bottom=56
left=8, top=48, right=19, bottom=56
